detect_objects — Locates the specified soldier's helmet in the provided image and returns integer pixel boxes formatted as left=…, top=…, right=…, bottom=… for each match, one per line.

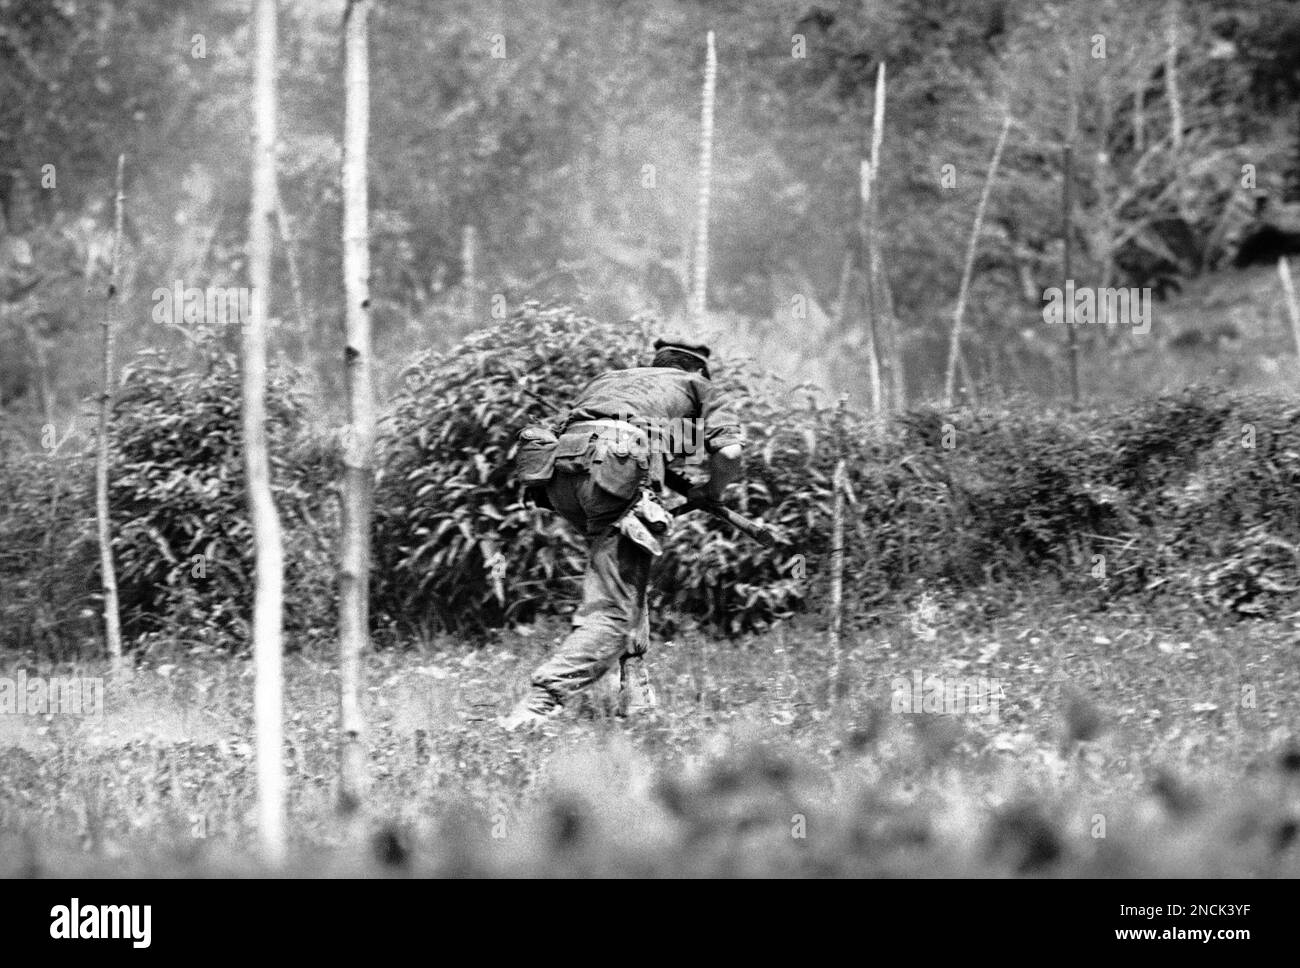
left=652, top=335, right=711, bottom=378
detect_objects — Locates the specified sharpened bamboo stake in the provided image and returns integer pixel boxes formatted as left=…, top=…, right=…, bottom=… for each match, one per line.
left=859, top=160, right=883, bottom=413
left=866, top=63, right=904, bottom=411
left=828, top=395, right=847, bottom=699
left=691, top=30, right=716, bottom=329
left=247, top=0, right=286, bottom=868
left=1279, top=257, right=1300, bottom=363
left=96, top=154, right=125, bottom=676
left=943, top=114, right=1012, bottom=407
left=339, top=0, right=373, bottom=823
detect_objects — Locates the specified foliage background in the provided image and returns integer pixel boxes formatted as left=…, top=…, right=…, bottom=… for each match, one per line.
left=6, top=0, right=1300, bottom=425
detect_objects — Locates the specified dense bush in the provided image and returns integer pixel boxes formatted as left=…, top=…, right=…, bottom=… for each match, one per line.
left=882, top=388, right=1300, bottom=618
left=107, top=349, right=338, bottom=645
left=378, top=314, right=1300, bottom=637
left=373, top=304, right=646, bottom=636
left=7, top=307, right=1300, bottom=654
left=0, top=423, right=98, bottom=654
left=0, top=346, right=339, bottom=654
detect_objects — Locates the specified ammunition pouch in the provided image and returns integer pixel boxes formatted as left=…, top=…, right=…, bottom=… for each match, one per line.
left=556, top=419, right=651, bottom=502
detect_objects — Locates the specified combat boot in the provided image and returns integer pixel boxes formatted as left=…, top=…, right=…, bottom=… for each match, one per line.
left=618, top=654, right=658, bottom=716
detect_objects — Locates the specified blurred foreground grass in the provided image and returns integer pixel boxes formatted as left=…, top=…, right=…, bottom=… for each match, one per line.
left=2, top=593, right=1299, bottom=877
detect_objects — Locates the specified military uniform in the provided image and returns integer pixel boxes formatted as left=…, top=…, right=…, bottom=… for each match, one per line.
left=505, top=338, right=742, bottom=725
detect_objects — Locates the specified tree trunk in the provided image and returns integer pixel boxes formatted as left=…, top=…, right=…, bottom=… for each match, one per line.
left=943, top=114, right=1011, bottom=407
left=338, top=0, right=373, bottom=821
left=246, top=0, right=286, bottom=868
left=96, top=154, right=125, bottom=676
left=691, top=30, right=716, bottom=330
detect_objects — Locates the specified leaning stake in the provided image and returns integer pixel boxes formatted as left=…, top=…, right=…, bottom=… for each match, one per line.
left=96, top=154, right=126, bottom=677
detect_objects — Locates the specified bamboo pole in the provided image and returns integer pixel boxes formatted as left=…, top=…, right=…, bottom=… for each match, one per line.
left=338, top=0, right=373, bottom=822
left=858, top=160, right=883, bottom=413
left=691, top=30, right=716, bottom=330
left=460, top=223, right=477, bottom=318
left=828, top=395, right=847, bottom=701
left=273, top=191, right=310, bottom=343
left=1279, top=258, right=1300, bottom=362
left=943, top=114, right=1011, bottom=407
left=865, top=64, right=904, bottom=410
left=246, top=0, right=286, bottom=868
left=1063, top=142, right=1080, bottom=405
left=96, top=154, right=125, bottom=676
left=1165, top=2, right=1183, bottom=156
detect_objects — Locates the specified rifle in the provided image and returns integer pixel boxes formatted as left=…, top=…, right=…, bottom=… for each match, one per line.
left=662, top=467, right=778, bottom=548
left=519, top=386, right=780, bottom=548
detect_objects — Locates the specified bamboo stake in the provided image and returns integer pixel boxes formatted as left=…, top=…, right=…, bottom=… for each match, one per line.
left=338, top=0, right=373, bottom=823
left=943, top=114, right=1011, bottom=407
left=866, top=63, right=904, bottom=410
left=96, top=154, right=125, bottom=676
left=247, top=0, right=286, bottom=868
left=858, top=159, right=883, bottom=413
left=1165, top=2, right=1183, bottom=155
left=273, top=190, right=309, bottom=341
left=828, top=395, right=847, bottom=700
left=1063, top=141, right=1080, bottom=405
left=460, top=223, right=477, bottom=318
left=1279, top=258, right=1300, bottom=362
left=691, top=30, right=716, bottom=330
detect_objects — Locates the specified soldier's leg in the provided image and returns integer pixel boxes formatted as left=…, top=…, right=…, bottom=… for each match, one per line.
left=529, top=523, right=650, bottom=708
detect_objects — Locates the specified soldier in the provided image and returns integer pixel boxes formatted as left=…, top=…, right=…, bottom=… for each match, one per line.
left=501, top=336, right=744, bottom=729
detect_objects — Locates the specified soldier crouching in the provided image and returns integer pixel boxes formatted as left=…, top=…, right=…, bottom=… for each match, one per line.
left=502, top=336, right=744, bottom=729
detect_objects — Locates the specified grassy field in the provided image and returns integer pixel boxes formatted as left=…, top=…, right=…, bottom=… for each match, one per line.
left=2, top=591, right=1299, bottom=877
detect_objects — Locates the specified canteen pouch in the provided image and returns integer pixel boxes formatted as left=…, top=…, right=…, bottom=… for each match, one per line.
left=516, top=424, right=559, bottom=485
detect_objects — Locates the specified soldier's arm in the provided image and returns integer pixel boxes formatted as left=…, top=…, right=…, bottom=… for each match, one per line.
left=706, top=443, right=743, bottom=501
left=695, top=376, right=745, bottom=502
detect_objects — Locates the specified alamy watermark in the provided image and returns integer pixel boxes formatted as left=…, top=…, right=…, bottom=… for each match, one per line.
left=152, top=281, right=259, bottom=329
left=0, top=673, right=103, bottom=717
left=1042, top=280, right=1152, bottom=336
left=607, top=406, right=706, bottom=456
left=891, top=670, right=1003, bottom=723
left=50, top=899, right=151, bottom=948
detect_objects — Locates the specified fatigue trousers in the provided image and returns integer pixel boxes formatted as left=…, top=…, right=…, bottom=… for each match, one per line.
left=527, top=467, right=653, bottom=710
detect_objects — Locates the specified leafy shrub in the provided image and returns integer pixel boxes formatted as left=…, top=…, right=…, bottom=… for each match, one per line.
left=374, top=306, right=1300, bottom=639
left=375, top=303, right=857, bottom=636
left=0, top=424, right=98, bottom=654
left=373, top=304, right=644, bottom=636
left=107, top=348, right=339, bottom=646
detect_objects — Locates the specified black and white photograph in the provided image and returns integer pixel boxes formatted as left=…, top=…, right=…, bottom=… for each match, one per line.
left=0, top=0, right=1297, bottom=927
